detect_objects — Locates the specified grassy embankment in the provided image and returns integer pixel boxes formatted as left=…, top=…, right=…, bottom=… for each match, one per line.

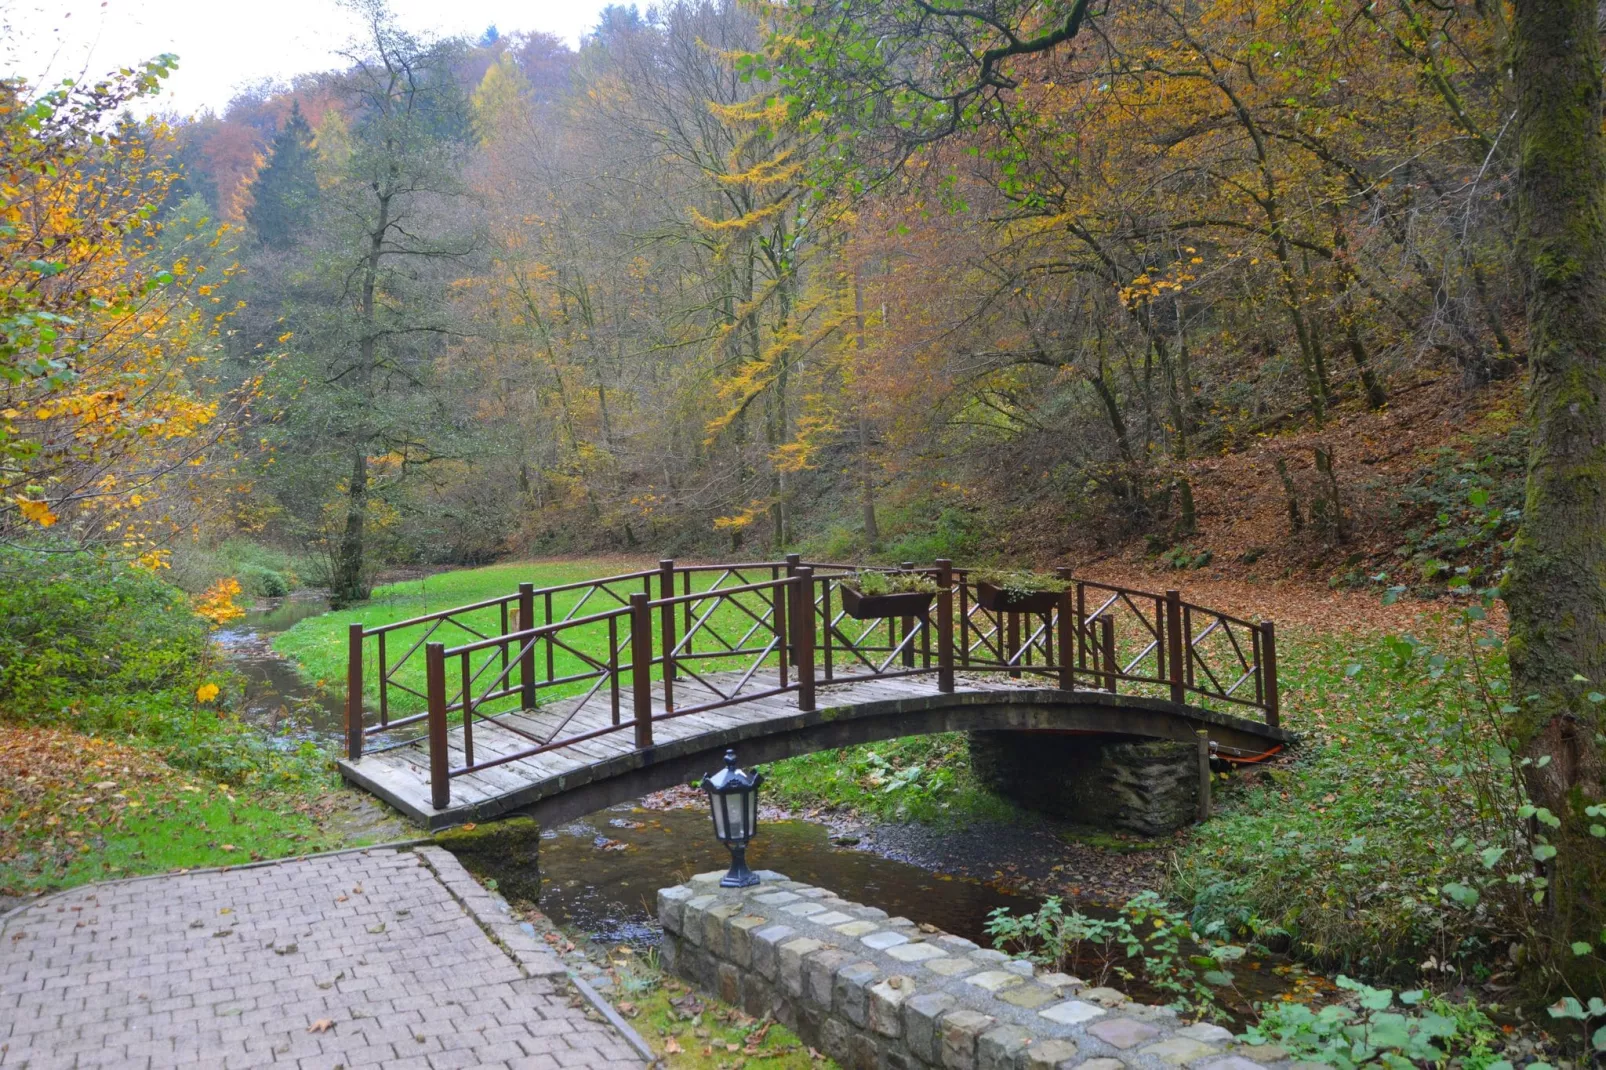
left=0, top=546, right=348, bottom=897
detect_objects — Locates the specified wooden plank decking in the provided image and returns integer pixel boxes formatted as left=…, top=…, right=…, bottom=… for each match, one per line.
left=338, top=670, right=1290, bottom=829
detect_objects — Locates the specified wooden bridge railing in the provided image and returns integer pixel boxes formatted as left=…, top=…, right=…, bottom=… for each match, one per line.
left=343, top=558, right=1279, bottom=809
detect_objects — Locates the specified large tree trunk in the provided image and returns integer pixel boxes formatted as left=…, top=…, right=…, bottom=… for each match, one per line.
left=331, top=447, right=369, bottom=607
left=1505, top=0, right=1606, bottom=994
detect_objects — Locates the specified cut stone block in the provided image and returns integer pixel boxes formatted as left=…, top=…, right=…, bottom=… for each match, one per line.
left=783, top=901, right=829, bottom=918
left=751, top=924, right=796, bottom=980
left=1177, top=1024, right=1235, bottom=1044
left=812, top=911, right=854, bottom=927
left=1023, top=1039, right=1081, bottom=1070
left=869, top=976, right=916, bottom=1037
left=1002, top=959, right=1035, bottom=977
left=1086, top=1018, right=1161, bottom=1050
left=887, top=942, right=950, bottom=964
left=969, top=949, right=1010, bottom=965
left=1037, top=973, right=1084, bottom=993
left=937, top=935, right=981, bottom=953
left=1079, top=987, right=1128, bottom=1007
left=862, top=930, right=911, bottom=950
left=904, top=992, right=958, bottom=1065
left=755, top=891, right=802, bottom=906
left=779, top=936, right=828, bottom=996
left=1194, top=1058, right=1267, bottom=1070
left=704, top=902, right=743, bottom=954
left=1038, top=1000, right=1107, bottom=1026
left=681, top=894, right=720, bottom=946
left=963, top=970, right=1025, bottom=994
left=807, top=948, right=856, bottom=1007
left=834, top=961, right=879, bottom=1027
left=978, top=1024, right=1033, bottom=1070
left=834, top=920, right=881, bottom=938
left=941, top=1009, right=996, bottom=1070
left=1066, top=1060, right=1121, bottom=1070
left=996, top=984, right=1058, bottom=1010
left=926, top=957, right=979, bottom=978
left=727, top=915, right=768, bottom=968
left=658, top=885, right=695, bottom=932
left=1138, top=1037, right=1220, bottom=1066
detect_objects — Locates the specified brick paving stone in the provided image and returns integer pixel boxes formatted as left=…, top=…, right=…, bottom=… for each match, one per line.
left=0, top=848, right=643, bottom=1069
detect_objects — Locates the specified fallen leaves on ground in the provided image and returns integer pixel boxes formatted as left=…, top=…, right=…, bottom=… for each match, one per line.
left=0, top=725, right=179, bottom=883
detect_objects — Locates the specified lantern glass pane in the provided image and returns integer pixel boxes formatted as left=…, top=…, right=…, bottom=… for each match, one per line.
left=726, top=791, right=748, bottom=842
left=744, top=789, right=758, bottom=841
left=711, top=791, right=729, bottom=840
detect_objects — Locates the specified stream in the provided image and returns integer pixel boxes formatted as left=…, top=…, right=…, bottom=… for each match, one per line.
left=215, top=595, right=1319, bottom=1020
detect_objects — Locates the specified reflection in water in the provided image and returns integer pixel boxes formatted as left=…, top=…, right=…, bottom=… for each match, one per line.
left=527, top=805, right=1037, bottom=947
left=212, top=595, right=345, bottom=743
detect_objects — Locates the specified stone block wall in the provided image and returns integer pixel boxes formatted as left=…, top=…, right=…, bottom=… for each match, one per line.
left=968, top=732, right=1199, bottom=835
left=658, top=871, right=1300, bottom=1070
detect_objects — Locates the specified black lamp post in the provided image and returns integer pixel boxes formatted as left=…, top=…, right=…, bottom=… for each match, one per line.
left=701, top=749, right=763, bottom=887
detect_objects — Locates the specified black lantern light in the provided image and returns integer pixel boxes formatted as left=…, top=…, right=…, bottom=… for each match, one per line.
left=701, top=749, right=763, bottom=887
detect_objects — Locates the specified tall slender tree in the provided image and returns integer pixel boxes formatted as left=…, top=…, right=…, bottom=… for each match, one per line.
left=245, top=102, right=318, bottom=249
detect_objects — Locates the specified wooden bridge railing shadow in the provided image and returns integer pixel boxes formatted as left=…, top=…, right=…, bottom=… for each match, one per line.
left=343, top=558, right=1280, bottom=810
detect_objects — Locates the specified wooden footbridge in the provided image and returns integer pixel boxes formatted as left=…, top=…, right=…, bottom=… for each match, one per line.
left=337, top=559, right=1291, bottom=828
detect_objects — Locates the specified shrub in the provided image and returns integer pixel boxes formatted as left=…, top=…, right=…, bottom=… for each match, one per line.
left=236, top=564, right=290, bottom=598
left=0, top=544, right=328, bottom=789
left=0, top=545, right=210, bottom=711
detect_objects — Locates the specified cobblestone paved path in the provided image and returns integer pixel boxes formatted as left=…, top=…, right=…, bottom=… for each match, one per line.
left=0, top=846, right=645, bottom=1069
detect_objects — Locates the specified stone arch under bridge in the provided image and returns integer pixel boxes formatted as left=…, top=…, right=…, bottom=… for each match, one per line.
left=336, top=560, right=1292, bottom=830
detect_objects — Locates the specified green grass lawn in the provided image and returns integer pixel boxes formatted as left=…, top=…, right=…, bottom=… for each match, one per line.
left=276, top=558, right=910, bottom=721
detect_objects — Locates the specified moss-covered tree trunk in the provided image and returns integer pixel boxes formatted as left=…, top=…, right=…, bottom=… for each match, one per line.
left=1505, top=0, right=1606, bottom=994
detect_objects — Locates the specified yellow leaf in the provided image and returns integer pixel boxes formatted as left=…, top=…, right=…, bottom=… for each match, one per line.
left=195, top=683, right=220, bottom=703
left=14, top=498, right=58, bottom=527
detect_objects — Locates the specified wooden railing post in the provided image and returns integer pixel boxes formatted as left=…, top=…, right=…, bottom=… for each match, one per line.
left=518, top=582, right=536, bottom=710
left=426, top=642, right=449, bottom=810
left=783, top=554, right=801, bottom=671
left=900, top=561, right=916, bottom=668
left=1166, top=589, right=1186, bottom=705
left=1261, top=621, right=1280, bottom=727
left=1055, top=568, right=1075, bottom=692
left=935, top=559, right=955, bottom=693
left=1100, top=616, right=1117, bottom=692
left=791, top=567, right=816, bottom=711
left=658, top=560, right=676, bottom=711
left=346, top=623, right=364, bottom=761
left=630, top=593, right=655, bottom=748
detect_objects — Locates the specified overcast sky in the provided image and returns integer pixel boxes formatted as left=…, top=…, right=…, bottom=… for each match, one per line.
left=5, top=0, right=618, bottom=115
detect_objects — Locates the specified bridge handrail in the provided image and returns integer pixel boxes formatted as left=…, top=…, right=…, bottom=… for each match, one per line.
left=341, top=558, right=1280, bottom=810
left=359, top=568, right=658, bottom=637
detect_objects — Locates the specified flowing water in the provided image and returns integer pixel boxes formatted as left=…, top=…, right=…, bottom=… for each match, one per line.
left=530, top=804, right=1036, bottom=948
left=212, top=595, right=344, bottom=744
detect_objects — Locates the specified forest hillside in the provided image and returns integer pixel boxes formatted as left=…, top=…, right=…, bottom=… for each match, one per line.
left=0, top=0, right=1528, bottom=605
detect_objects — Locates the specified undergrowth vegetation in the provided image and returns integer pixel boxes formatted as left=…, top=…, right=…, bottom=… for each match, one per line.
left=1170, top=625, right=1532, bottom=985
left=0, top=545, right=342, bottom=894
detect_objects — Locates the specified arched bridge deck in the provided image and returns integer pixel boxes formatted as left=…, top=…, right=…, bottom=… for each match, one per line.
left=336, top=559, right=1291, bottom=829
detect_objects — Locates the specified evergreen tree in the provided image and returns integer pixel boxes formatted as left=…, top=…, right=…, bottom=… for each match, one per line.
left=245, top=102, right=318, bottom=249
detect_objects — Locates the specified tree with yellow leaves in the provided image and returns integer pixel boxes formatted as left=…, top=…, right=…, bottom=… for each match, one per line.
left=0, top=56, right=240, bottom=560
